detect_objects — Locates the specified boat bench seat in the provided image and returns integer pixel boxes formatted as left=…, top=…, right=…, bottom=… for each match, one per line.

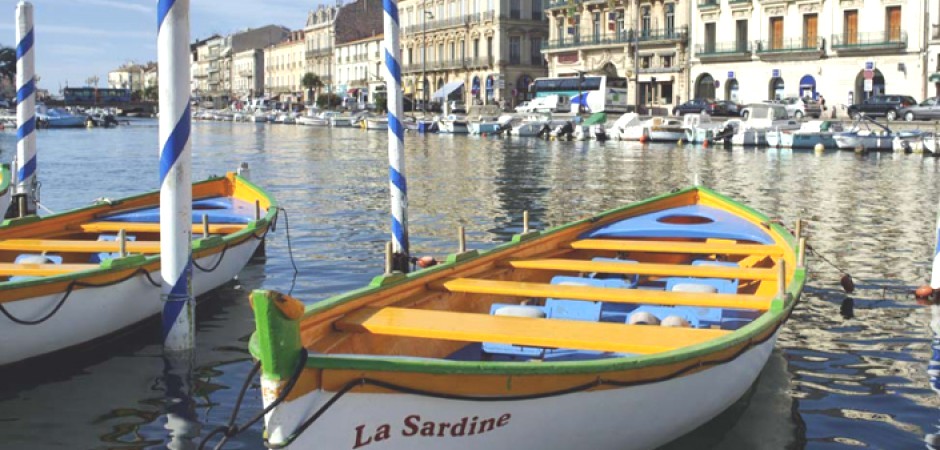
left=337, top=307, right=731, bottom=355
left=90, top=233, right=137, bottom=263
left=505, top=258, right=775, bottom=281
left=567, top=239, right=783, bottom=257
left=79, top=222, right=246, bottom=235
left=0, top=238, right=160, bottom=254
left=429, top=278, right=773, bottom=311
left=0, top=261, right=99, bottom=278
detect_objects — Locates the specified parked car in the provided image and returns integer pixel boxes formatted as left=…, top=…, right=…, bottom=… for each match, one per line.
left=779, top=96, right=822, bottom=119
left=847, top=94, right=916, bottom=121
left=898, top=97, right=940, bottom=121
left=715, top=100, right=745, bottom=117
left=672, top=99, right=726, bottom=116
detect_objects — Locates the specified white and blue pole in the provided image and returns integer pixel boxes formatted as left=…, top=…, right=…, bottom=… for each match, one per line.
left=383, top=0, right=409, bottom=272
left=925, top=197, right=940, bottom=393
left=14, top=1, right=36, bottom=217
left=158, top=0, right=194, bottom=352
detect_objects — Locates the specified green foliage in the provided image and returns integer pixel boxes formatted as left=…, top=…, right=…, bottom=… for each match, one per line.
left=0, top=47, right=14, bottom=82
left=302, top=72, right=323, bottom=89
left=375, top=92, right=387, bottom=113
left=316, top=92, right=341, bottom=109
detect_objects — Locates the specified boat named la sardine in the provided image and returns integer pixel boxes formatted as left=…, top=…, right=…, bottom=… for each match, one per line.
left=250, top=186, right=806, bottom=450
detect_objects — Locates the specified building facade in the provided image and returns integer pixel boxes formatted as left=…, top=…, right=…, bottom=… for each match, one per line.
left=542, top=0, right=690, bottom=110
left=190, top=26, right=290, bottom=105
left=689, top=0, right=928, bottom=109
left=232, top=48, right=264, bottom=99
left=305, top=4, right=340, bottom=93
left=108, top=62, right=156, bottom=92
left=265, top=30, right=308, bottom=103
left=333, top=0, right=385, bottom=105
left=398, top=0, right=548, bottom=108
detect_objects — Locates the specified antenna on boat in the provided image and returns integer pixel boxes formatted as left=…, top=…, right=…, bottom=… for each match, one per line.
left=158, top=0, right=194, bottom=351
left=383, top=0, right=410, bottom=272
left=13, top=1, right=37, bottom=217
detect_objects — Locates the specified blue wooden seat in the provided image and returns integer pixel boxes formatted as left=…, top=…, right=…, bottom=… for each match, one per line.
left=481, top=303, right=547, bottom=358
left=588, top=257, right=639, bottom=287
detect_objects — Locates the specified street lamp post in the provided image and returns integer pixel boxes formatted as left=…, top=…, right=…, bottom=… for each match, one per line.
left=422, top=10, right=433, bottom=112
left=633, top=0, right=640, bottom=112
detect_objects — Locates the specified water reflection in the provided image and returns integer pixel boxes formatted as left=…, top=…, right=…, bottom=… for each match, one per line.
left=2, top=121, right=940, bottom=448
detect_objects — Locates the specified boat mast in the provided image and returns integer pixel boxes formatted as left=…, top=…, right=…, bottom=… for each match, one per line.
left=158, top=0, right=194, bottom=351
left=13, top=1, right=37, bottom=217
left=383, top=0, right=410, bottom=272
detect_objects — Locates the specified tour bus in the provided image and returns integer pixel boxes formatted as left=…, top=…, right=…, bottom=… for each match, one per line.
left=529, top=75, right=629, bottom=113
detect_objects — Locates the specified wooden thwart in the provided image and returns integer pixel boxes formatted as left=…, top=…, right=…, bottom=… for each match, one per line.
left=0, top=262, right=100, bottom=276
left=337, top=307, right=731, bottom=354
left=430, top=278, right=773, bottom=311
left=568, top=239, right=783, bottom=256
left=505, top=259, right=777, bottom=280
left=78, top=222, right=246, bottom=235
left=0, top=239, right=161, bottom=254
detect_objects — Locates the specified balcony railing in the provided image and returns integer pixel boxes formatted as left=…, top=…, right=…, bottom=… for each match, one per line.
left=698, top=0, right=719, bottom=8
left=545, top=0, right=576, bottom=9
left=831, top=30, right=906, bottom=50
left=756, top=36, right=822, bottom=53
left=695, top=41, right=751, bottom=56
left=637, top=26, right=688, bottom=42
left=306, top=47, right=333, bottom=59
left=403, top=15, right=473, bottom=35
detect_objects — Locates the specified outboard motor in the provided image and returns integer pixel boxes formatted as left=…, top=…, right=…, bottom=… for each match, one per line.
left=554, top=121, right=575, bottom=140
left=713, top=123, right=736, bottom=147
left=537, top=123, right=552, bottom=139
left=592, top=124, right=608, bottom=142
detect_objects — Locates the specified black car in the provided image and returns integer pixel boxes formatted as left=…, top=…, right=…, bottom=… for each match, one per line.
left=715, top=100, right=745, bottom=117
left=847, top=94, right=916, bottom=121
left=672, top=99, right=726, bottom=116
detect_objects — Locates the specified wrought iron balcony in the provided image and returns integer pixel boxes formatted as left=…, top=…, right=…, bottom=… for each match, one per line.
left=637, top=27, right=688, bottom=43
left=756, top=36, right=823, bottom=54
left=831, top=30, right=906, bottom=51
left=698, top=0, right=719, bottom=8
left=545, top=0, right=576, bottom=9
left=695, top=41, right=751, bottom=57
left=306, top=47, right=333, bottom=59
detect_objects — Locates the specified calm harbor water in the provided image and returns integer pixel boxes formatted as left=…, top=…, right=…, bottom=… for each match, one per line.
left=1, top=120, right=940, bottom=449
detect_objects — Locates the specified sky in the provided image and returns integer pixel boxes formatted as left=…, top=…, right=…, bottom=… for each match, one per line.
left=0, top=0, right=322, bottom=94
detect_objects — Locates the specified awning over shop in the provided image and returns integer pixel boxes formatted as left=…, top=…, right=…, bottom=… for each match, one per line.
left=930, top=73, right=940, bottom=83
left=432, top=81, right=464, bottom=99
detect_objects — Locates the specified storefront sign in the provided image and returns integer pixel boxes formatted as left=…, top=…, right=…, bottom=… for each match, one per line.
left=558, top=52, right=579, bottom=64
left=771, top=69, right=780, bottom=78
left=727, top=71, right=735, bottom=79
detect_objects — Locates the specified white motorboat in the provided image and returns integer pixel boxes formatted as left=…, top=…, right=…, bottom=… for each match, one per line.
left=297, top=111, right=332, bottom=126
left=466, top=105, right=504, bottom=135
left=834, top=118, right=923, bottom=151
left=510, top=113, right=567, bottom=137
left=609, top=113, right=643, bottom=141
left=729, top=104, right=800, bottom=147
left=645, top=117, right=685, bottom=142
left=439, top=114, right=470, bottom=134
left=765, top=120, right=843, bottom=149
left=36, top=104, right=87, bottom=128
left=364, top=116, right=388, bottom=130
left=330, top=114, right=356, bottom=127
left=682, top=113, right=726, bottom=144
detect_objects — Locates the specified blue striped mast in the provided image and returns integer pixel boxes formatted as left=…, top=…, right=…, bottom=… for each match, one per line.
left=14, top=1, right=36, bottom=217
left=383, top=0, right=409, bottom=272
left=158, top=0, right=194, bottom=351
left=927, top=197, right=940, bottom=393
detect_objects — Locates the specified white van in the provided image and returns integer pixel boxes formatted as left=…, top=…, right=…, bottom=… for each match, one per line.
left=527, top=94, right=571, bottom=113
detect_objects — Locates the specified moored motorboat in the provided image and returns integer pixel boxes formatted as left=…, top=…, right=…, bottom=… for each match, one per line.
left=682, top=113, right=725, bottom=144
left=438, top=115, right=469, bottom=134
left=35, top=104, right=87, bottom=128
left=251, top=186, right=806, bottom=450
left=608, top=113, right=643, bottom=141
left=835, top=128, right=923, bottom=151
left=296, top=111, right=332, bottom=126
left=765, top=120, right=842, bottom=149
left=645, top=116, right=685, bottom=142
left=511, top=113, right=567, bottom=137
left=365, top=116, right=389, bottom=130
left=330, top=114, right=356, bottom=128
left=729, top=104, right=800, bottom=147
left=0, top=172, right=277, bottom=367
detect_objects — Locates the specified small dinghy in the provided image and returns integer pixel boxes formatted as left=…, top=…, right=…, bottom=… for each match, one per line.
left=250, top=186, right=806, bottom=450
left=0, top=172, right=277, bottom=367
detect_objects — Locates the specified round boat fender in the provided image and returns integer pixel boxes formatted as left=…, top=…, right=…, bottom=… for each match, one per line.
left=628, top=311, right=660, bottom=325
left=494, top=305, right=546, bottom=319
left=660, top=316, right=691, bottom=327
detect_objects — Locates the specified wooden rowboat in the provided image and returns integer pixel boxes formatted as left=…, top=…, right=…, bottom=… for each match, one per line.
left=0, top=172, right=276, bottom=367
left=250, top=186, right=805, bottom=450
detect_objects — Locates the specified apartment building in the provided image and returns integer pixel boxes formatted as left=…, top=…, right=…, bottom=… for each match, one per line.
left=543, top=0, right=690, bottom=109
left=232, top=48, right=264, bottom=99
left=265, top=30, right=308, bottom=103
left=305, top=4, right=340, bottom=91
left=191, top=26, right=290, bottom=105
left=334, top=0, right=384, bottom=105
left=690, top=0, right=928, bottom=108
left=108, top=62, right=156, bottom=92
left=398, top=0, right=548, bottom=107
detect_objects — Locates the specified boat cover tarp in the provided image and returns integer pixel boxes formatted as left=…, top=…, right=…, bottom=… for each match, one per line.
left=583, top=112, right=607, bottom=125
left=431, top=81, right=464, bottom=100
left=581, top=205, right=774, bottom=244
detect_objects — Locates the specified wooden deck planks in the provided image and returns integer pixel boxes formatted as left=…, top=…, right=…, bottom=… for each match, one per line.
left=505, top=259, right=777, bottom=280
left=429, top=278, right=773, bottom=311
left=336, top=307, right=731, bottom=354
left=568, top=239, right=783, bottom=256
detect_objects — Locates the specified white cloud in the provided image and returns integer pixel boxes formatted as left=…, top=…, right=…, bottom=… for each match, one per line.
left=71, top=0, right=152, bottom=14
left=0, top=23, right=153, bottom=39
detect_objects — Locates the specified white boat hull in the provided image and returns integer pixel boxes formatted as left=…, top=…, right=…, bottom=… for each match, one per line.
left=330, top=118, right=355, bottom=127
left=262, top=335, right=776, bottom=450
left=366, top=119, right=388, bottom=130
left=0, top=237, right=261, bottom=366
left=439, top=121, right=469, bottom=134
left=297, top=116, right=329, bottom=126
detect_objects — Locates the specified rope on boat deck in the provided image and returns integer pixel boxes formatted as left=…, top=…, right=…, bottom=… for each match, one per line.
left=274, top=207, right=300, bottom=296
left=248, top=304, right=799, bottom=449
left=198, top=349, right=309, bottom=450
left=0, top=268, right=161, bottom=325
